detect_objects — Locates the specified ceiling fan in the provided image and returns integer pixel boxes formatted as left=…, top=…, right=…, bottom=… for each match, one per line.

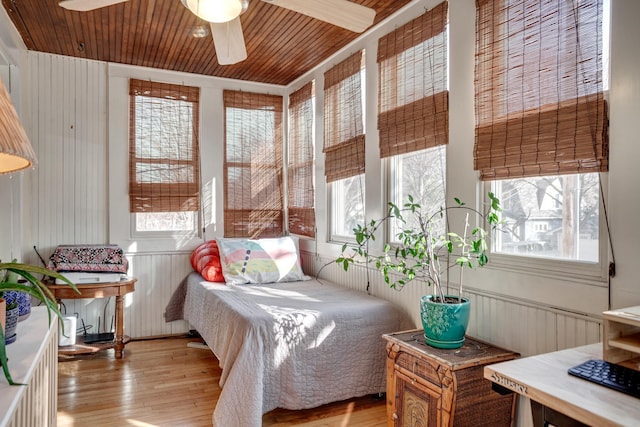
left=58, top=0, right=376, bottom=65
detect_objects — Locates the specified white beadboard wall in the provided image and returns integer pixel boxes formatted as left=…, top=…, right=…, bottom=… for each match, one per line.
left=122, top=252, right=191, bottom=337
left=26, top=52, right=108, bottom=254
left=57, top=251, right=191, bottom=338
left=23, top=52, right=191, bottom=338
left=301, top=251, right=601, bottom=357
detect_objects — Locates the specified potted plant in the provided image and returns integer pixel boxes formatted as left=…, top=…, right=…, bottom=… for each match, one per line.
left=337, top=193, right=501, bottom=349
left=0, top=262, right=79, bottom=385
left=2, top=299, right=19, bottom=344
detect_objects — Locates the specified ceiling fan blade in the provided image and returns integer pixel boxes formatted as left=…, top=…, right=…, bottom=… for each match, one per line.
left=262, top=0, right=375, bottom=33
left=59, top=0, right=128, bottom=12
left=210, top=18, right=248, bottom=65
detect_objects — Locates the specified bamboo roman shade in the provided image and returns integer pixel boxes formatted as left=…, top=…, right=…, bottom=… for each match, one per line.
left=323, top=51, right=365, bottom=183
left=129, top=79, right=200, bottom=213
left=377, top=1, right=448, bottom=158
left=288, top=82, right=316, bottom=238
left=223, top=90, right=284, bottom=238
left=474, top=0, right=608, bottom=180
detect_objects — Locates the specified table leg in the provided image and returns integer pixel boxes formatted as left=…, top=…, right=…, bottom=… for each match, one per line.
left=531, top=400, right=589, bottom=427
left=114, top=294, right=124, bottom=359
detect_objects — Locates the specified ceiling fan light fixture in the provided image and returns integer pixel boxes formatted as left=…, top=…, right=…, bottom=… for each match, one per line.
left=184, top=0, right=243, bottom=23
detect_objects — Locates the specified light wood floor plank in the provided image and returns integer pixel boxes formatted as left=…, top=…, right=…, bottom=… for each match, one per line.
left=58, top=337, right=386, bottom=426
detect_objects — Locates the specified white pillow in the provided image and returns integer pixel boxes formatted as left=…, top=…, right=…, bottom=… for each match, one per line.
left=216, top=236, right=309, bottom=285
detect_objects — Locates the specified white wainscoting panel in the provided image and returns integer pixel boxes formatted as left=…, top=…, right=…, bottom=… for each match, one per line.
left=125, top=252, right=192, bottom=338
left=60, top=252, right=192, bottom=339
left=301, top=251, right=601, bottom=357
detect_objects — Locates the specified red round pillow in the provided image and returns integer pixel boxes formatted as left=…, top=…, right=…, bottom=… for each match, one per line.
left=191, top=241, right=225, bottom=282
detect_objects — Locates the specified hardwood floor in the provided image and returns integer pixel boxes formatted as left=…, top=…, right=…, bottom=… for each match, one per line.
left=57, top=337, right=387, bottom=427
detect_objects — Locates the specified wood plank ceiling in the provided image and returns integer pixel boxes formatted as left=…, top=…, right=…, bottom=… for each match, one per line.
left=1, top=0, right=411, bottom=85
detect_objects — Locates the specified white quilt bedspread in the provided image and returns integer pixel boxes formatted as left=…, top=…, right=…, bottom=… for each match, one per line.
left=183, top=272, right=413, bottom=427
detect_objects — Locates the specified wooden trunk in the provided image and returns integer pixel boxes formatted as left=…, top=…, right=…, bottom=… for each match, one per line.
left=384, top=330, right=519, bottom=427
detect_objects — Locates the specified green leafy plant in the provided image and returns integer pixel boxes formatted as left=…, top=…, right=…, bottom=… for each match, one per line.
left=336, top=193, right=502, bottom=303
left=0, top=262, right=79, bottom=385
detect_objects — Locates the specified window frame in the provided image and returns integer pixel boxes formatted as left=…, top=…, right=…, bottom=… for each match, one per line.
left=386, top=145, right=447, bottom=246
left=128, top=79, right=202, bottom=241
left=287, top=82, right=316, bottom=238
left=474, top=0, right=610, bottom=284
left=130, top=211, right=199, bottom=238
left=483, top=178, right=609, bottom=285
left=328, top=173, right=366, bottom=244
left=323, top=51, right=367, bottom=241
left=222, top=90, right=285, bottom=238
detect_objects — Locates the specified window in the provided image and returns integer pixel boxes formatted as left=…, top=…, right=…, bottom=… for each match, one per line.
left=323, top=51, right=366, bottom=240
left=378, top=2, right=449, bottom=243
left=128, top=79, right=200, bottom=235
left=389, top=146, right=446, bottom=242
left=475, top=0, right=608, bottom=266
left=331, top=175, right=365, bottom=240
left=288, top=82, right=316, bottom=238
left=223, top=90, right=284, bottom=238
left=492, top=174, right=599, bottom=262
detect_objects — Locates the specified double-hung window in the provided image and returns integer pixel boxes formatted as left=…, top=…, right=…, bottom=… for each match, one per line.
left=377, top=2, right=449, bottom=242
left=474, top=0, right=609, bottom=270
left=288, top=82, right=316, bottom=238
left=323, top=51, right=366, bottom=241
left=223, top=90, right=284, bottom=238
left=128, top=79, right=201, bottom=237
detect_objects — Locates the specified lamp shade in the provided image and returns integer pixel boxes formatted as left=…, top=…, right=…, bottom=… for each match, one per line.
left=0, top=78, right=36, bottom=175
left=183, top=0, right=243, bottom=23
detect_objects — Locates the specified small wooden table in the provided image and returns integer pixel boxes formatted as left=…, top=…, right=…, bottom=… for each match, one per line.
left=46, top=277, right=136, bottom=359
left=484, top=343, right=640, bottom=427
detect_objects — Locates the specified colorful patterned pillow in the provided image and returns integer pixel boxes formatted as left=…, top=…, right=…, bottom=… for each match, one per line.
left=191, top=241, right=225, bottom=283
left=216, top=236, right=308, bottom=284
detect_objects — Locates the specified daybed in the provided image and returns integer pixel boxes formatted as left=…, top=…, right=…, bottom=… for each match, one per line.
left=166, top=237, right=413, bottom=427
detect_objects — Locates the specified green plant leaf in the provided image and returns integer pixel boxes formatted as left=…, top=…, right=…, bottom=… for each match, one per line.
left=0, top=324, right=24, bottom=385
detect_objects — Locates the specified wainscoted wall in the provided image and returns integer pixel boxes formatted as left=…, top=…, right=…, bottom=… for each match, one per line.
left=55, top=251, right=191, bottom=339
left=119, top=252, right=191, bottom=337
left=300, top=251, right=602, bottom=358
left=22, top=52, right=192, bottom=338
left=24, top=52, right=110, bottom=335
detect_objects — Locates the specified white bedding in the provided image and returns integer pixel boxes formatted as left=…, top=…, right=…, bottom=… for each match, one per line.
left=182, top=272, right=413, bottom=427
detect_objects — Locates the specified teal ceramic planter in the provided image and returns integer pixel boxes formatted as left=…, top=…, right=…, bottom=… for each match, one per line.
left=420, top=295, right=470, bottom=349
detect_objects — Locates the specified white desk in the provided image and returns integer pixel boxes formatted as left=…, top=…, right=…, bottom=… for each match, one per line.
left=484, top=343, right=640, bottom=427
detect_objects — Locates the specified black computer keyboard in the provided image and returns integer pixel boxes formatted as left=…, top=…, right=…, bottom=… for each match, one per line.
left=568, top=359, right=640, bottom=399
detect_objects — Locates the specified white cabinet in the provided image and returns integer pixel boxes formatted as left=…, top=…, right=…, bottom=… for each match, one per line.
left=0, top=307, right=58, bottom=427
